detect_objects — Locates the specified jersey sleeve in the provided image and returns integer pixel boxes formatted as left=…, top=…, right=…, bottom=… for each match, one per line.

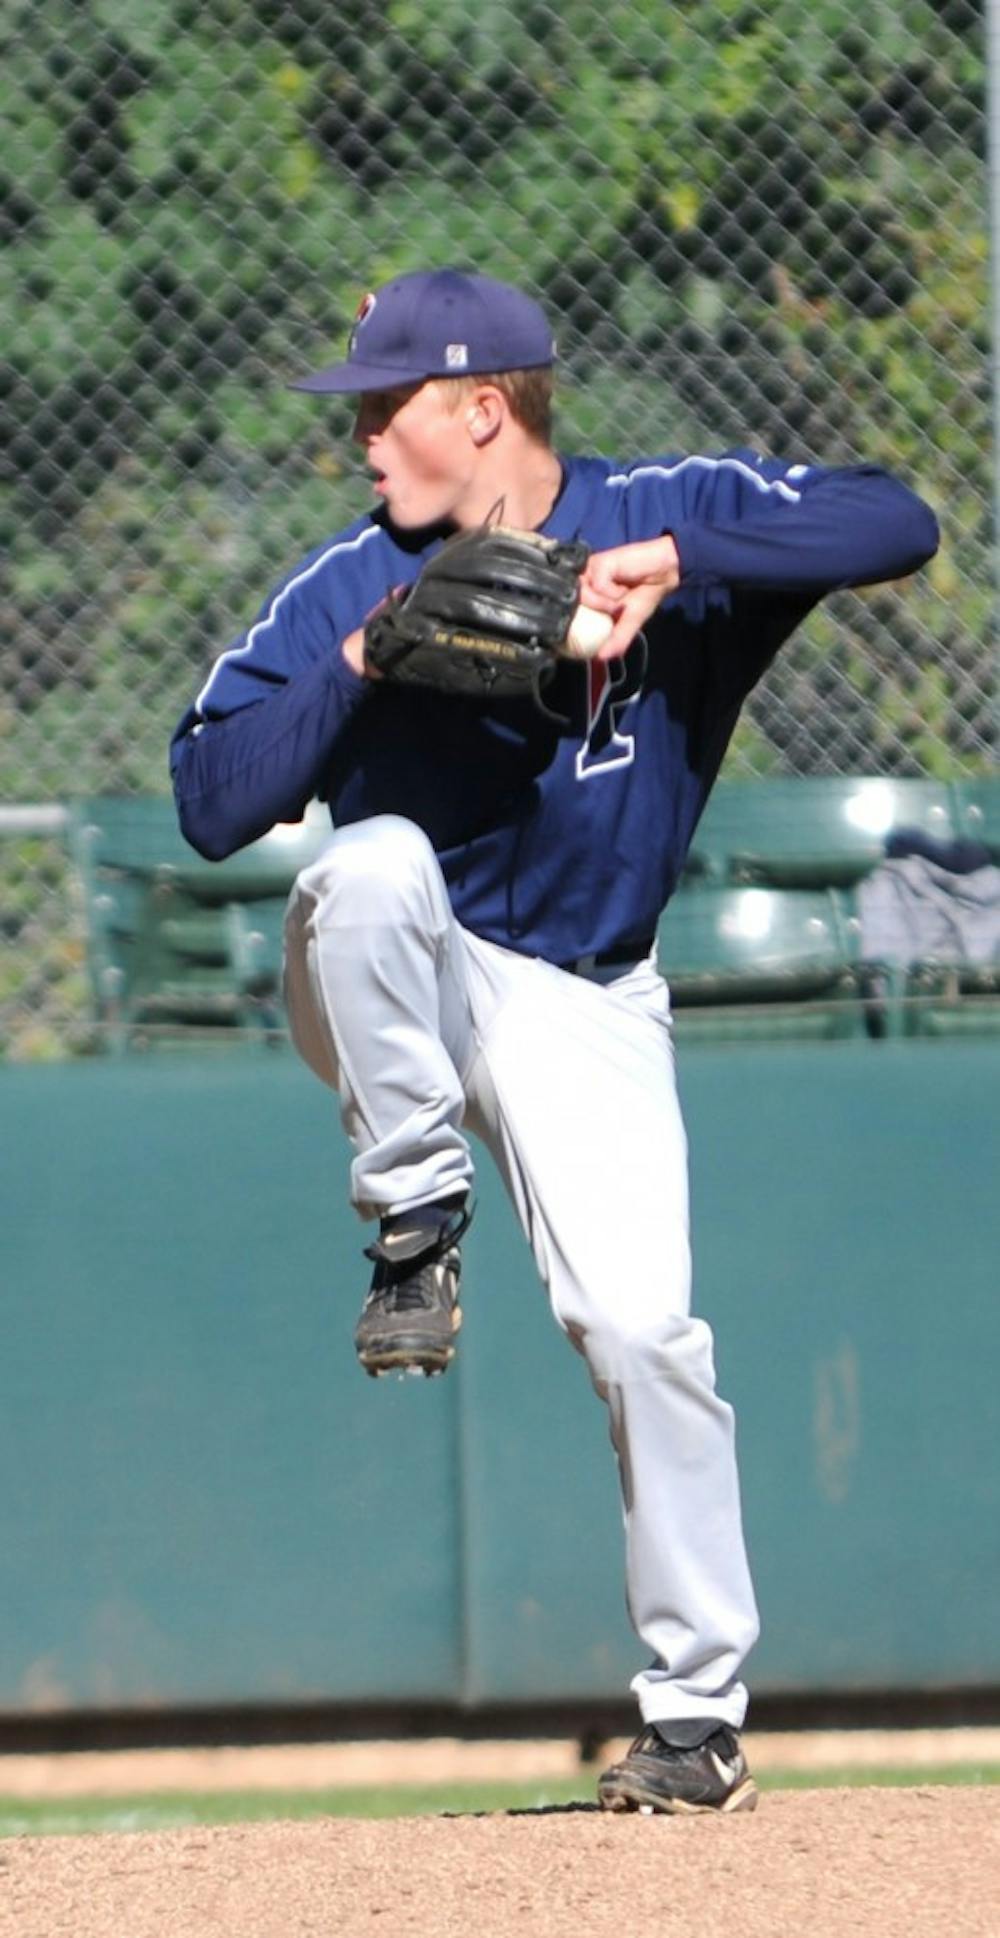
left=170, top=520, right=388, bottom=859
left=621, top=452, right=939, bottom=595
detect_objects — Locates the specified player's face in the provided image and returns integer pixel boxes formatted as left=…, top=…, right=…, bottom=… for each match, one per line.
left=352, top=381, right=474, bottom=529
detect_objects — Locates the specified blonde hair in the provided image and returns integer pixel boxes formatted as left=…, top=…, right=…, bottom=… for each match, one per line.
left=437, top=367, right=553, bottom=444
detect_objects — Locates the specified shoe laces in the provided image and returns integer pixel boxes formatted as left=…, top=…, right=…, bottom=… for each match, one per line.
left=637, top=1722, right=739, bottom=1761
left=373, top=1256, right=447, bottom=1314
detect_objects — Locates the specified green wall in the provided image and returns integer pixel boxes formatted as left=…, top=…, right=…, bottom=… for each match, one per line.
left=2, top=1041, right=998, bottom=1716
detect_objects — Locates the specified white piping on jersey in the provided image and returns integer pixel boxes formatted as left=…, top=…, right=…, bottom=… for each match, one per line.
left=604, top=455, right=804, bottom=504
left=194, top=522, right=383, bottom=719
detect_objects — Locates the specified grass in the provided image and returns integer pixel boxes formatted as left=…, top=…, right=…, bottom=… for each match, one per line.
left=2, top=1764, right=1000, bottom=1838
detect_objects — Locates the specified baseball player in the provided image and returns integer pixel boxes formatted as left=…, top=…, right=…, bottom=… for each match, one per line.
left=170, top=268, right=938, bottom=1814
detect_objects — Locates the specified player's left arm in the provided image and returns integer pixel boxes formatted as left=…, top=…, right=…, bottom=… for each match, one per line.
left=667, top=458, right=939, bottom=597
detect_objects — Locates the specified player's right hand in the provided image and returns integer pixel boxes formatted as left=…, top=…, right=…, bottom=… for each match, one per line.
left=580, top=536, right=682, bottom=659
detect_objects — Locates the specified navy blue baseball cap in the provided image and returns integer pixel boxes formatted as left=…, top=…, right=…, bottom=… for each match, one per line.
left=292, top=268, right=556, bottom=394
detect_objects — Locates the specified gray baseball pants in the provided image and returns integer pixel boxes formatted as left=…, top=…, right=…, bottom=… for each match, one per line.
left=283, top=813, right=759, bottom=1730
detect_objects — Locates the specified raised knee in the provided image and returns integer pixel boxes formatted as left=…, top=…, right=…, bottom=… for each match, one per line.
left=293, top=815, right=440, bottom=920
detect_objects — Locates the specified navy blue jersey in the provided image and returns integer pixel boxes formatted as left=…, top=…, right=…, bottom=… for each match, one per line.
left=170, top=449, right=938, bottom=964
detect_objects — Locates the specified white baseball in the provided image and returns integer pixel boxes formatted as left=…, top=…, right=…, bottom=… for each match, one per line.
left=564, top=603, right=614, bottom=660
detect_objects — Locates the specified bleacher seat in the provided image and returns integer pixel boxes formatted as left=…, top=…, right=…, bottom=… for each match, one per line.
left=900, top=958, right=1000, bottom=1037
left=68, top=797, right=331, bottom=1049
left=685, top=778, right=956, bottom=888
left=656, top=884, right=861, bottom=1040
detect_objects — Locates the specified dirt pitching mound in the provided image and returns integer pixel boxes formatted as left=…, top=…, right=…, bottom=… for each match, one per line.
left=1, top=1786, right=997, bottom=1938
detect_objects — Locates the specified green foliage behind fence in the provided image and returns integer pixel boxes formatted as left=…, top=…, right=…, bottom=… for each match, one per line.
left=0, top=0, right=994, bottom=1055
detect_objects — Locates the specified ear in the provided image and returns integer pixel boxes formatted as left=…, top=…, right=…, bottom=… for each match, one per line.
left=465, top=384, right=505, bottom=446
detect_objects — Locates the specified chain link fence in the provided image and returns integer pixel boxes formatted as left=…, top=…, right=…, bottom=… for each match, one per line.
left=1, top=0, right=994, bottom=1056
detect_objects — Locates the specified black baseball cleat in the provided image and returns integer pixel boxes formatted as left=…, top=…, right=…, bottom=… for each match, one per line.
left=354, top=1199, right=473, bottom=1378
left=598, top=1721, right=758, bottom=1816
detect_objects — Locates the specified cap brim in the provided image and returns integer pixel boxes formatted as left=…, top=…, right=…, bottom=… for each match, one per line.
left=290, top=362, right=429, bottom=395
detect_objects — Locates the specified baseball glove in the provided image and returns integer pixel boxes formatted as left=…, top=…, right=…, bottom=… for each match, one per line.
left=364, top=526, right=590, bottom=705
